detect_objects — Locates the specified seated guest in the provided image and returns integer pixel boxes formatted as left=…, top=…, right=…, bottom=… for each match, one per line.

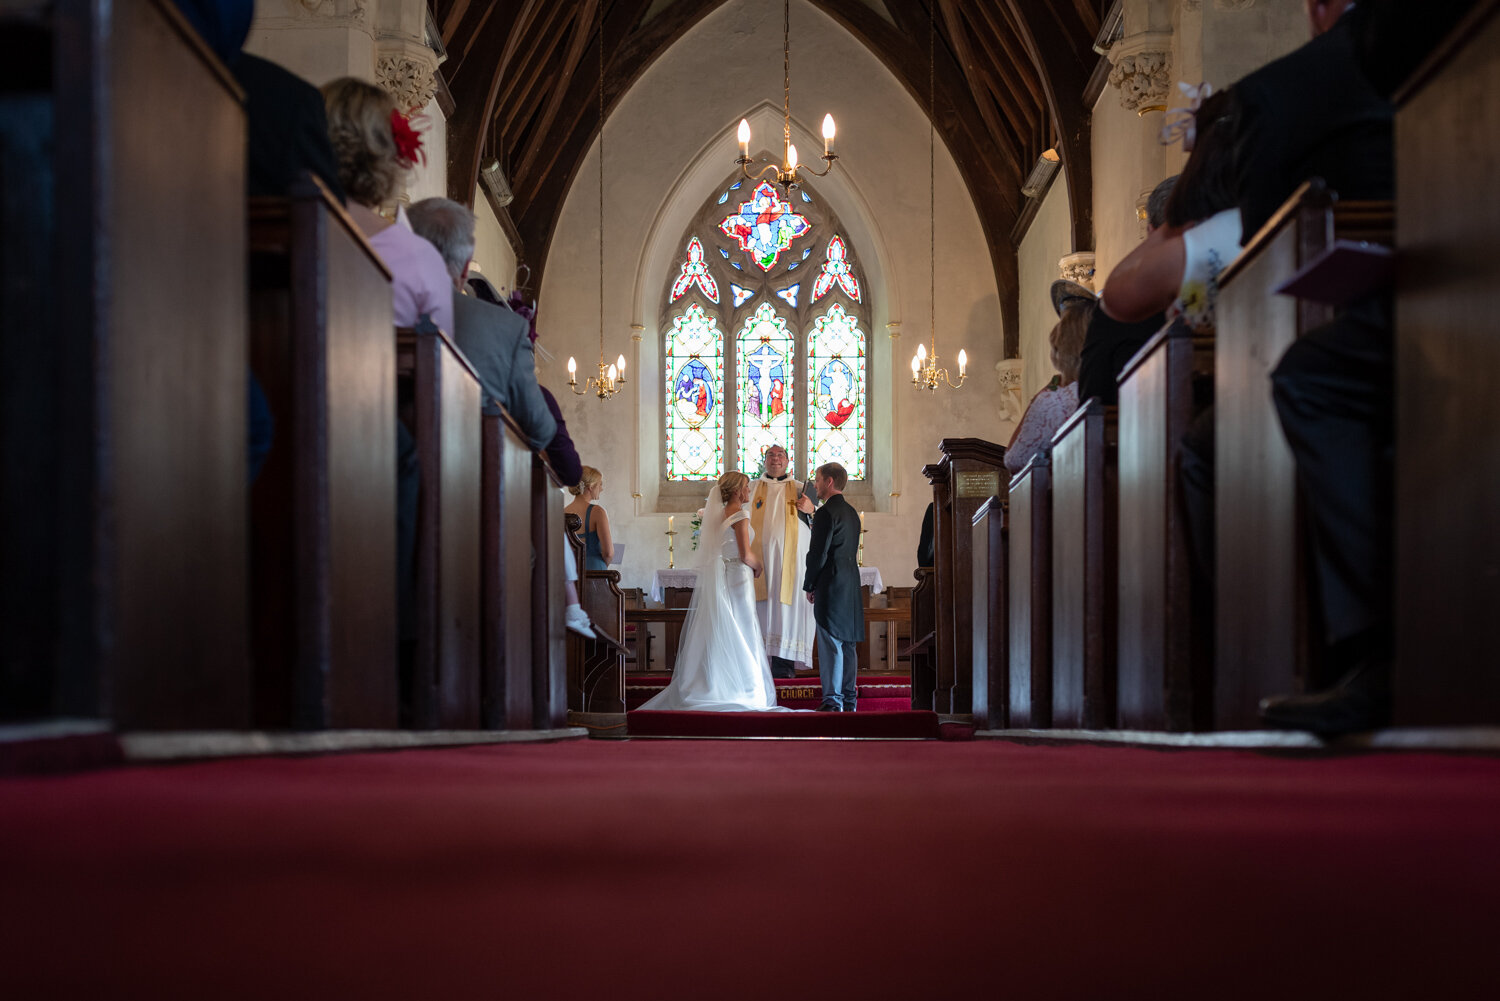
left=564, top=466, right=615, bottom=571
left=405, top=197, right=556, bottom=451
left=321, top=77, right=453, bottom=335
left=917, top=502, right=935, bottom=568
left=1198, top=0, right=1395, bottom=733
left=1102, top=89, right=1243, bottom=334
left=1073, top=175, right=1179, bottom=407
left=1004, top=301, right=1089, bottom=474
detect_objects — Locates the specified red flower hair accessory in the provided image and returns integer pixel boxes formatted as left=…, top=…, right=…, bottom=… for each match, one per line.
left=390, top=109, right=426, bottom=167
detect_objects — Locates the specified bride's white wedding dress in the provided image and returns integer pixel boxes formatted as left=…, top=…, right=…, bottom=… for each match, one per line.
left=639, top=496, right=791, bottom=712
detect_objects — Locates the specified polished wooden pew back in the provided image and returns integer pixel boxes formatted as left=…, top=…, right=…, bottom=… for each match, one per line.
left=248, top=179, right=396, bottom=729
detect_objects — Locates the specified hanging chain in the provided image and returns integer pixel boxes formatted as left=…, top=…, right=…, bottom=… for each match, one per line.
left=596, top=1, right=605, bottom=364
left=928, top=0, right=936, bottom=359
left=783, top=0, right=791, bottom=156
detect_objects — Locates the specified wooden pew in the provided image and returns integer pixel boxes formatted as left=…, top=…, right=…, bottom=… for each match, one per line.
left=1116, top=321, right=1214, bottom=731
left=247, top=177, right=396, bottom=730
left=905, top=568, right=937, bottom=710
left=480, top=410, right=535, bottom=729
left=564, top=514, right=626, bottom=714
left=924, top=440, right=1008, bottom=715
left=1050, top=401, right=1118, bottom=730
left=397, top=325, right=482, bottom=729
left=970, top=497, right=1008, bottom=730
left=1007, top=456, right=1052, bottom=729
left=531, top=452, right=568, bottom=729
left=1213, top=182, right=1393, bottom=728
left=1392, top=0, right=1500, bottom=725
left=11, top=0, right=249, bottom=728
left=0, top=16, right=59, bottom=722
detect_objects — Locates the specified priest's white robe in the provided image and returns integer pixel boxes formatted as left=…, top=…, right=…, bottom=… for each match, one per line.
left=751, top=474, right=817, bottom=669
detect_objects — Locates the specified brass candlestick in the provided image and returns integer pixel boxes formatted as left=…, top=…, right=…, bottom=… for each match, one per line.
left=665, top=530, right=678, bottom=570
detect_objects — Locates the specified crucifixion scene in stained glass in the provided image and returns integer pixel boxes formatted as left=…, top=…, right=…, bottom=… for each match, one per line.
left=735, top=302, right=797, bottom=473
left=664, top=303, right=725, bottom=480
left=807, top=302, right=866, bottom=478
left=718, top=181, right=812, bottom=271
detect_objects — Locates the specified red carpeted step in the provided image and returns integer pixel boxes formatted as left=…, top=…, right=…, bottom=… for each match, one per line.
left=625, top=709, right=940, bottom=739
left=625, top=674, right=912, bottom=712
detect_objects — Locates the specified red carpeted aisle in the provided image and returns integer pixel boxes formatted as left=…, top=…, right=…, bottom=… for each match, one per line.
left=4, top=741, right=1500, bottom=999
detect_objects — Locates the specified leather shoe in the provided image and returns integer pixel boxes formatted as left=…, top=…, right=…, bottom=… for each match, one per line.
left=1259, top=660, right=1391, bottom=736
left=817, top=701, right=841, bottom=713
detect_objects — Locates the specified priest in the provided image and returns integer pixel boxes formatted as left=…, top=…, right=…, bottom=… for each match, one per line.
left=751, top=444, right=818, bottom=677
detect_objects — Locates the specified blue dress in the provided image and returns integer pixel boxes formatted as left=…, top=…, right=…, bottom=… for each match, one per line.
left=583, top=505, right=606, bottom=571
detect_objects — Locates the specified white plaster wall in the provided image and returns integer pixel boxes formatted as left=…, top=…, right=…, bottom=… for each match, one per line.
left=471, top=188, right=518, bottom=296
left=1090, top=92, right=1187, bottom=287
left=540, top=0, right=1003, bottom=594
left=1016, top=172, right=1074, bottom=405
left=1200, top=0, right=1308, bottom=89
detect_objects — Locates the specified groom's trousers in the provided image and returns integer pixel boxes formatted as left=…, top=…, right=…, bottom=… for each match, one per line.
left=817, top=630, right=859, bottom=711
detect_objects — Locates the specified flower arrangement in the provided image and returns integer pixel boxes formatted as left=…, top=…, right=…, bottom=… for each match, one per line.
left=689, top=509, right=704, bottom=550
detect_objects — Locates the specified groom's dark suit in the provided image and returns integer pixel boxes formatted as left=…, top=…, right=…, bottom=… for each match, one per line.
left=803, top=493, right=864, bottom=710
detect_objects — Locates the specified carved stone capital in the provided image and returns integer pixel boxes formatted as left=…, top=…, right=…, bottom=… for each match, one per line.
left=1058, top=252, right=1097, bottom=291
left=376, top=40, right=439, bottom=113
left=1108, top=47, right=1173, bottom=113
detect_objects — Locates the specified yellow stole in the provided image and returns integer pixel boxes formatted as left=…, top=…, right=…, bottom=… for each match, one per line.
left=750, top=478, right=800, bottom=604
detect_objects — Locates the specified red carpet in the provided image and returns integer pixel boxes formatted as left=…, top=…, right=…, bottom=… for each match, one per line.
left=4, top=741, right=1500, bottom=999
left=626, top=673, right=912, bottom=711
left=626, top=708, right=946, bottom=738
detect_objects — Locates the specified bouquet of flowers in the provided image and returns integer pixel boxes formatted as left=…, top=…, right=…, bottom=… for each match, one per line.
left=689, top=509, right=704, bottom=550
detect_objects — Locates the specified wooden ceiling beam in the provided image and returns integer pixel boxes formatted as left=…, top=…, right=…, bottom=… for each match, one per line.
left=496, top=2, right=577, bottom=136
left=997, top=0, right=1095, bottom=252
left=513, top=0, right=726, bottom=284
left=810, top=0, right=1023, bottom=355
left=443, top=1, right=531, bottom=220
left=510, top=0, right=602, bottom=193
left=937, top=0, right=1023, bottom=159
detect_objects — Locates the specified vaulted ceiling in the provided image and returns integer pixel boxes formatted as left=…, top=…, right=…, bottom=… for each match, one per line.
left=435, top=0, right=1106, bottom=353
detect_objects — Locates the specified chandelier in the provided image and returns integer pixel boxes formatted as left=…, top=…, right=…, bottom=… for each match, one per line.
left=733, top=0, right=838, bottom=192
left=911, top=1, right=965, bottom=392
left=570, top=0, right=626, bottom=400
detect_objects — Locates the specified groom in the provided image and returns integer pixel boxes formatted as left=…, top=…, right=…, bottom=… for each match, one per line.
left=802, top=462, right=864, bottom=712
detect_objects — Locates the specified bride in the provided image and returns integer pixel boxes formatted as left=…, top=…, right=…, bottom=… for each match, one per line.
left=639, top=471, right=792, bottom=712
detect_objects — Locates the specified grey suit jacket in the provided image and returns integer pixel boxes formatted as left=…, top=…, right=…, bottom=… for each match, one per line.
left=802, top=493, right=864, bottom=643
left=451, top=291, right=557, bottom=451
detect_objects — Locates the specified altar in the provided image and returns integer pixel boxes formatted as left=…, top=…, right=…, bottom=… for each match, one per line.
left=649, top=565, right=885, bottom=603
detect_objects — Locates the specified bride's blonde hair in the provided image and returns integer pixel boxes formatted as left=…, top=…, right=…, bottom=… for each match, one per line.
left=718, top=471, right=750, bottom=504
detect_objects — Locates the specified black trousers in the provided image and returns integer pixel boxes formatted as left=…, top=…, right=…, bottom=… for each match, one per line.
left=1270, top=306, right=1393, bottom=648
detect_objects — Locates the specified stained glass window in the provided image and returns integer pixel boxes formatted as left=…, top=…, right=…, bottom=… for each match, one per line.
left=719, top=181, right=811, bottom=271
left=736, top=302, right=796, bottom=473
left=810, top=234, right=861, bottom=303
left=670, top=237, right=719, bottom=303
left=806, top=303, right=866, bottom=478
left=664, top=179, right=868, bottom=485
left=664, top=302, right=724, bottom=480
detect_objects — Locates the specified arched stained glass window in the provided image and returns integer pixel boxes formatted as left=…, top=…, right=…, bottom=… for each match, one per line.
left=664, top=302, right=724, bottom=480
left=806, top=303, right=866, bottom=478
left=735, top=302, right=796, bottom=473
left=662, top=177, right=869, bottom=486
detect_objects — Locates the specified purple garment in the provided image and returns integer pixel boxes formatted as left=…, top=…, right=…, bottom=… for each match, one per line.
left=507, top=291, right=539, bottom=343
left=540, top=386, right=581, bottom=488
